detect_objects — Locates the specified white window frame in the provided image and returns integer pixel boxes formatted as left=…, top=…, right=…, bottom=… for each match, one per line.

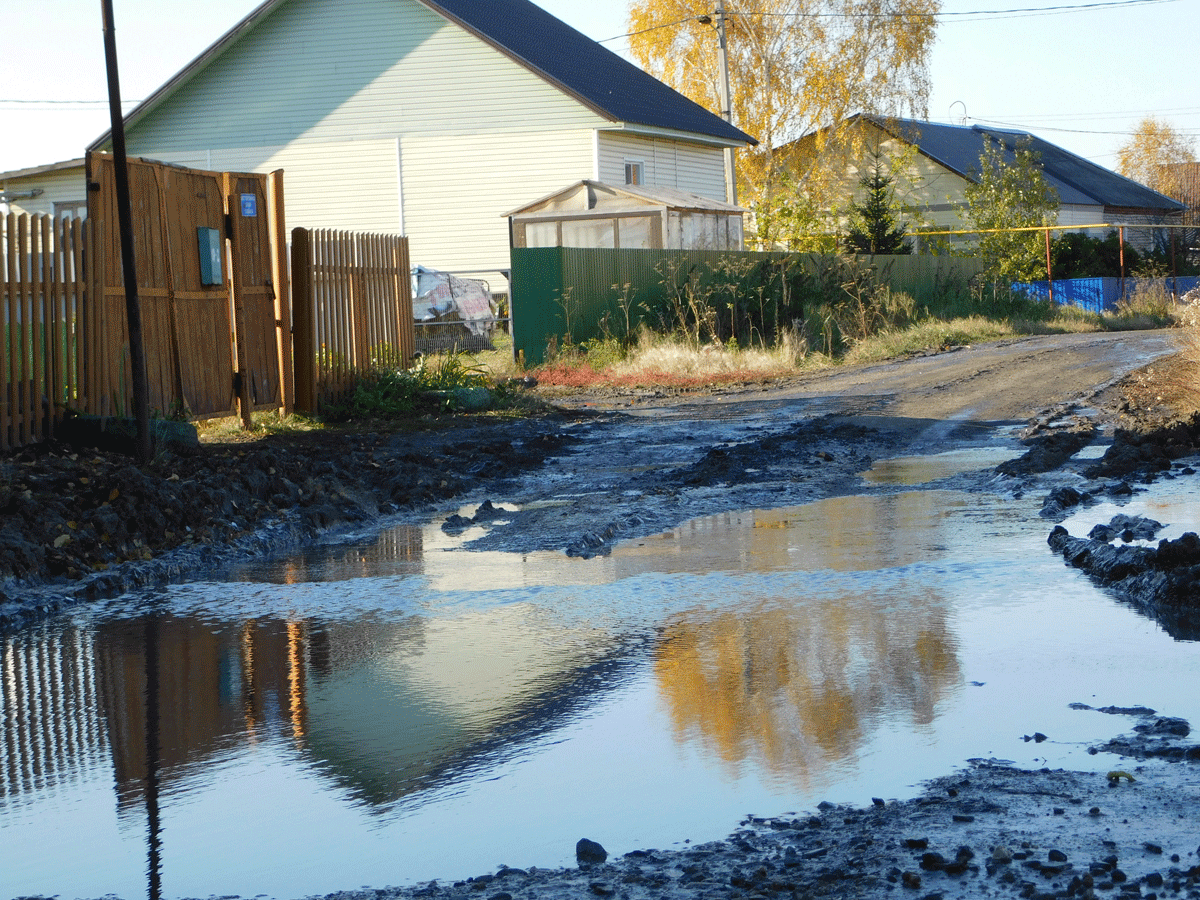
left=624, top=159, right=645, bottom=187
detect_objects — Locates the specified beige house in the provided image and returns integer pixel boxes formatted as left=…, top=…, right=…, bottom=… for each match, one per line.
left=0, top=158, right=87, bottom=220
left=786, top=115, right=1185, bottom=251
left=1, top=0, right=750, bottom=290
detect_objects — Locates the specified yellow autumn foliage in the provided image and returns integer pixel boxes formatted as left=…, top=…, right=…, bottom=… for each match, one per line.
left=627, top=0, right=940, bottom=244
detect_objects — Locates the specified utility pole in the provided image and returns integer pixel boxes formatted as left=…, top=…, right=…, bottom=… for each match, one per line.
left=715, top=0, right=737, bottom=206
left=101, top=0, right=152, bottom=463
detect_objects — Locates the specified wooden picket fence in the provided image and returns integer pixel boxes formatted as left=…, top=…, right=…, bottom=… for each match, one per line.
left=1, top=213, right=86, bottom=451
left=1, top=213, right=416, bottom=450
left=291, top=228, right=415, bottom=413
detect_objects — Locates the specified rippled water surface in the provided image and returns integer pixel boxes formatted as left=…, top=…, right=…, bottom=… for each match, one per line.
left=3, top=473, right=1199, bottom=899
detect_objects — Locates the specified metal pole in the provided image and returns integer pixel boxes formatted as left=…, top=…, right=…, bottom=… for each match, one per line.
left=715, top=0, right=737, bottom=206
left=1119, top=225, right=1126, bottom=302
left=1044, top=228, right=1054, bottom=305
left=101, top=0, right=151, bottom=463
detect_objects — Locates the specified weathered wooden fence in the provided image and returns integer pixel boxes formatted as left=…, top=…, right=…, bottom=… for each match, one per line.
left=85, top=153, right=288, bottom=425
left=3, top=193, right=415, bottom=450
left=290, top=228, right=415, bottom=413
left=1, top=213, right=86, bottom=451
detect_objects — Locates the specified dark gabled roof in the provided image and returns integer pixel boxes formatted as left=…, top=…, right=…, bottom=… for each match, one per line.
left=91, top=0, right=755, bottom=152
left=864, top=115, right=1184, bottom=213
left=422, top=0, right=755, bottom=146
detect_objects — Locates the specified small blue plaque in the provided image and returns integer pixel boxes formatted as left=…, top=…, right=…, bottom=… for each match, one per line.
left=240, top=193, right=257, bottom=217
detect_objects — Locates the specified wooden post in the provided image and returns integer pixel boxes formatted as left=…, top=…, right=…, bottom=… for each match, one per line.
left=291, top=227, right=316, bottom=414
left=268, top=169, right=293, bottom=416
left=1170, top=229, right=1178, bottom=299
left=101, top=0, right=152, bottom=463
left=224, top=173, right=254, bottom=430
left=18, top=214, right=32, bottom=445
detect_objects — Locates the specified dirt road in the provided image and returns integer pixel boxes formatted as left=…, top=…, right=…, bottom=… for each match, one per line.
left=470, top=331, right=1181, bottom=559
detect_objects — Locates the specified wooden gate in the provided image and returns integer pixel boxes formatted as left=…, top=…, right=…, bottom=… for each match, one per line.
left=85, top=153, right=287, bottom=422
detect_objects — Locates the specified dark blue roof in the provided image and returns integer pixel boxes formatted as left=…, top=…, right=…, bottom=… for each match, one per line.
left=424, top=0, right=756, bottom=146
left=872, top=116, right=1183, bottom=212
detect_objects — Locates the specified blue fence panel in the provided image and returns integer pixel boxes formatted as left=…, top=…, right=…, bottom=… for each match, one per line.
left=1013, top=278, right=1109, bottom=312
left=1013, top=276, right=1199, bottom=313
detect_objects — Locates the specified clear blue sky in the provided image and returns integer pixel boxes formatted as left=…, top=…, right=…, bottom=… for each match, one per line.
left=1, top=0, right=1195, bottom=176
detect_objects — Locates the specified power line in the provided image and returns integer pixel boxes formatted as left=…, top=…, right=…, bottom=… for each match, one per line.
left=989, top=106, right=1200, bottom=124
left=598, top=0, right=1174, bottom=42
left=0, top=99, right=140, bottom=108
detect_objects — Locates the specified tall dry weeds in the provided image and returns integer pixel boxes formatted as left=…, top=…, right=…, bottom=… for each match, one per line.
left=1174, top=293, right=1200, bottom=411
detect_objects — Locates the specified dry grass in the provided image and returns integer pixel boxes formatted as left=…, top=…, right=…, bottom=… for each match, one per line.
left=194, top=411, right=324, bottom=443
left=529, top=330, right=831, bottom=390
left=1172, top=297, right=1200, bottom=411
left=463, top=295, right=1195, bottom=402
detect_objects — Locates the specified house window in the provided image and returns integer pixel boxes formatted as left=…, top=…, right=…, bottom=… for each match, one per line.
left=523, top=221, right=559, bottom=248
left=624, top=160, right=645, bottom=186
left=54, top=200, right=87, bottom=220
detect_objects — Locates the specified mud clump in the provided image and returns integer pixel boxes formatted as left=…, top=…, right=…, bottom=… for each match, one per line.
left=1085, top=411, right=1200, bottom=480
left=997, top=418, right=1096, bottom=476
left=678, top=417, right=883, bottom=488
left=1048, top=524, right=1200, bottom=638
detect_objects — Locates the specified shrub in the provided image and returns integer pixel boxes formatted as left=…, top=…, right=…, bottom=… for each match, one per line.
left=337, top=353, right=490, bottom=420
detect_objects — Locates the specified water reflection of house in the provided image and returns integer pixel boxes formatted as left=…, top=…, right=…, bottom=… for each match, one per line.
left=303, top=602, right=627, bottom=808
left=3, top=593, right=630, bottom=821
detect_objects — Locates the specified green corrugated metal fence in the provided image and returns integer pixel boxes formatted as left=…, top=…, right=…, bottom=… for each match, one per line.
left=510, top=247, right=985, bottom=367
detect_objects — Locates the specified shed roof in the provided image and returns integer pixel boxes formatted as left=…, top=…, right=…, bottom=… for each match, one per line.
left=90, top=0, right=756, bottom=152
left=504, top=180, right=746, bottom=218
left=0, top=158, right=86, bottom=182
left=861, top=115, right=1184, bottom=213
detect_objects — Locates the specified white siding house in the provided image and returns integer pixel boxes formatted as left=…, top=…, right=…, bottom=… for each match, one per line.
left=73, top=0, right=753, bottom=288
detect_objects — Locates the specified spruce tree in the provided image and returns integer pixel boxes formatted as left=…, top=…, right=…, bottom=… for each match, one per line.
left=845, top=153, right=910, bottom=255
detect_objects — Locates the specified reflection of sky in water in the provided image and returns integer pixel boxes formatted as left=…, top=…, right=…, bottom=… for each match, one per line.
left=2, top=478, right=1199, bottom=899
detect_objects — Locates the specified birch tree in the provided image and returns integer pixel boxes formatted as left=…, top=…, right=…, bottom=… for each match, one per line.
left=1116, top=116, right=1195, bottom=200
left=965, top=137, right=1058, bottom=285
left=627, top=0, right=939, bottom=245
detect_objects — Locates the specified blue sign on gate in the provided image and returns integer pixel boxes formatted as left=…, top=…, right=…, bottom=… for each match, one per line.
left=240, top=193, right=257, bottom=217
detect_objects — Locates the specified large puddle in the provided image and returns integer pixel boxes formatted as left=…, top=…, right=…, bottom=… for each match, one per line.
left=3, top=472, right=1199, bottom=899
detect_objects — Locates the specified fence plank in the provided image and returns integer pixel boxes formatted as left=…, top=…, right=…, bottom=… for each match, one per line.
left=268, top=170, right=292, bottom=416
left=0, top=213, right=88, bottom=450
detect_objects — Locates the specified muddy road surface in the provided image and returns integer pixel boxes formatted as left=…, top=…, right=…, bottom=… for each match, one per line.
left=468, top=330, right=1181, bottom=560
left=323, top=328, right=1200, bottom=900
left=5, top=330, right=1199, bottom=900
